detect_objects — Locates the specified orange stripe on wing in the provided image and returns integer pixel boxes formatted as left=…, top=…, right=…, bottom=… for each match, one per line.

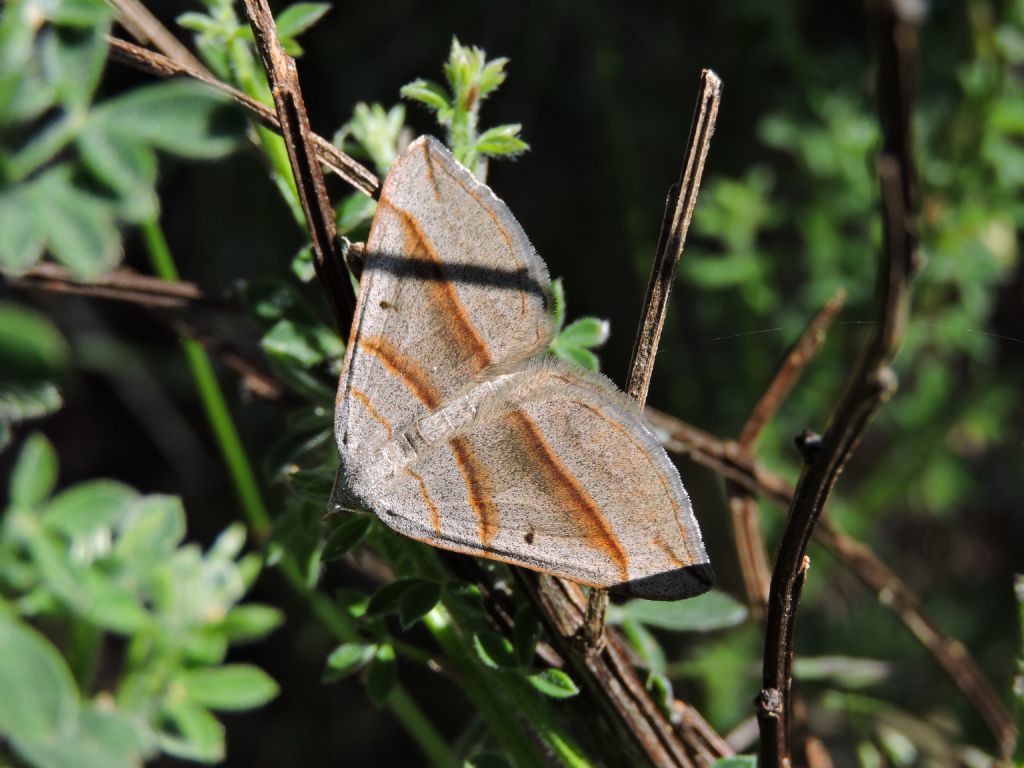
left=507, top=412, right=630, bottom=582
left=448, top=436, right=500, bottom=546
left=358, top=335, right=441, bottom=409
left=378, top=195, right=492, bottom=373
left=407, top=468, right=442, bottom=534
left=350, top=387, right=393, bottom=439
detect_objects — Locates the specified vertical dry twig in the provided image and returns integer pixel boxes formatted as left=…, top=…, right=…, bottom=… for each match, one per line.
left=757, top=1, right=923, bottom=762
left=240, top=0, right=357, bottom=340
left=583, top=68, right=722, bottom=646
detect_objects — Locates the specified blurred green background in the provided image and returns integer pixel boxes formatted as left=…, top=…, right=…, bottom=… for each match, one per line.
left=1, top=0, right=1022, bottom=765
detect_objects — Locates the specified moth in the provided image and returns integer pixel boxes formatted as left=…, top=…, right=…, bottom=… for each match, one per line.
left=331, top=136, right=712, bottom=600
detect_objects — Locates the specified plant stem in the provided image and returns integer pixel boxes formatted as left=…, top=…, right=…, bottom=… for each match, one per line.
left=140, top=217, right=271, bottom=535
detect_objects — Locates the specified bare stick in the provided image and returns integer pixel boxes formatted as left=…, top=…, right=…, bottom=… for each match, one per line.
left=107, top=38, right=380, bottom=198
left=582, top=68, right=722, bottom=647
left=758, top=5, right=923, bottom=759
left=728, top=289, right=846, bottom=618
left=240, top=0, right=356, bottom=340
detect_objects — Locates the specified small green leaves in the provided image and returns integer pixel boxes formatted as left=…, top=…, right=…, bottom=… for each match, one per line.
left=321, top=515, right=373, bottom=562
left=367, top=578, right=424, bottom=617
left=273, top=2, right=329, bottom=55
left=609, top=590, right=748, bottom=633
left=366, top=644, right=398, bottom=706
left=710, top=757, right=758, bottom=768
left=334, top=102, right=407, bottom=175
left=527, top=669, right=579, bottom=699
left=548, top=280, right=610, bottom=372
left=325, top=642, right=376, bottom=681
left=179, top=665, right=280, bottom=711
left=216, top=605, right=284, bottom=644
left=401, top=37, right=527, bottom=177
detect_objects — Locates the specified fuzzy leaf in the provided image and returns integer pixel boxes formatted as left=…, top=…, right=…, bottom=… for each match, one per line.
left=156, top=701, right=224, bottom=763
left=44, top=480, right=138, bottom=538
left=366, top=578, right=422, bottom=616
left=556, top=317, right=610, bottom=350
left=399, top=79, right=451, bottom=116
left=473, top=631, right=518, bottom=670
left=475, top=124, right=528, bottom=157
left=216, top=605, right=284, bottom=644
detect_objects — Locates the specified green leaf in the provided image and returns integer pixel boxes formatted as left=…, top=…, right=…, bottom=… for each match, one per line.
left=0, top=190, right=46, bottom=273
left=710, top=758, right=758, bottom=768
left=321, top=515, right=372, bottom=562
left=527, top=668, right=579, bottom=699
left=77, top=127, right=158, bottom=221
left=473, top=631, right=518, bottom=670
left=335, top=193, right=377, bottom=235
left=92, top=82, right=243, bottom=158
left=792, top=656, right=892, bottom=689
left=0, top=302, right=70, bottom=383
left=156, top=701, right=224, bottom=763
left=40, top=14, right=111, bottom=111
left=513, top=604, right=541, bottom=667
left=550, top=278, right=566, bottom=332
left=399, top=79, right=451, bottom=117
left=0, top=384, right=62, bottom=451
left=556, top=317, right=610, bottom=350
left=216, top=605, right=284, bottom=644
left=366, top=578, right=421, bottom=616
left=645, top=670, right=673, bottom=718
left=475, top=124, right=528, bottom=157
left=261, top=318, right=343, bottom=367
left=114, top=494, right=187, bottom=561
left=30, top=167, right=121, bottom=279
left=621, top=617, right=666, bottom=674
left=550, top=343, right=599, bottom=372
left=15, top=704, right=154, bottom=768
left=180, top=665, right=279, bottom=711
left=366, top=644, right=397, bottom=706
left=610, top=590, right=747, bottom=632
left=80, top=572, right=151, bottom=632
left=44, top=480, right=138, bottom=538
left=466, top=752, right=514, bottom=768
left=0, top=611, right=79, bottom=742
left=324, top=642, right=376, bottom=680
left=274, top=3, right=330, bottom=39
left=10, top=432, right=58, bottom=508
left=398, top=580, right=441, bottom=629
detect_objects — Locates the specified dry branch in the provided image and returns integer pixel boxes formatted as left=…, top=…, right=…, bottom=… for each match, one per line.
left=107, top=38, right=380, bottom=198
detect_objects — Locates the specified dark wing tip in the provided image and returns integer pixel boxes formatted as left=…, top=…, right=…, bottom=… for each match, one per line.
left=612, top=562, right=715, bottom=602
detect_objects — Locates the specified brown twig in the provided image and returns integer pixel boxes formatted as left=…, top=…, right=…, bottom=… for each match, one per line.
left=240, top=0, right=356, bottom=341
left=728, top=289, right=846, bottom=619
left=757, top=4, right=922, bottom=760
left=581, top=68, right=722, bottom=649
left=106, top=0, right=211, bottom=77
left=10, top=262, right=224, bottom=310
left=107, top=37, right=380, bottom=198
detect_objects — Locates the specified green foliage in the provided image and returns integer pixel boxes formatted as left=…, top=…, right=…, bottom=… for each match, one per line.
left=0, top=436, right=282, bottom=765
left=548, top=279, right=610, bottom=372
left=0, top=303, right=68, bottom=450
left=0, top=0, right=243, bottom=279
left=609, top=590, right=748, bottom=632
left=402, top=37, right=528, bottom=177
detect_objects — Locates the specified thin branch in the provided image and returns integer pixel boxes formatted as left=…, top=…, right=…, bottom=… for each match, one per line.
left=106, top=0, right=211, bottom=77
left=625, top=69, right=722, bottom=405
left=647, top=407, right=1016, bottom=752
left=758, top=3, right=922, bottom=759
left=10, top=262, right=224, bottom=310
left=107, top=37, right=380, bottom=198
left=737, top=288, right=847, bottom=451
left=728, top=289, right=846, bottom=619
left=240, top=0, right=356, bottom=340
